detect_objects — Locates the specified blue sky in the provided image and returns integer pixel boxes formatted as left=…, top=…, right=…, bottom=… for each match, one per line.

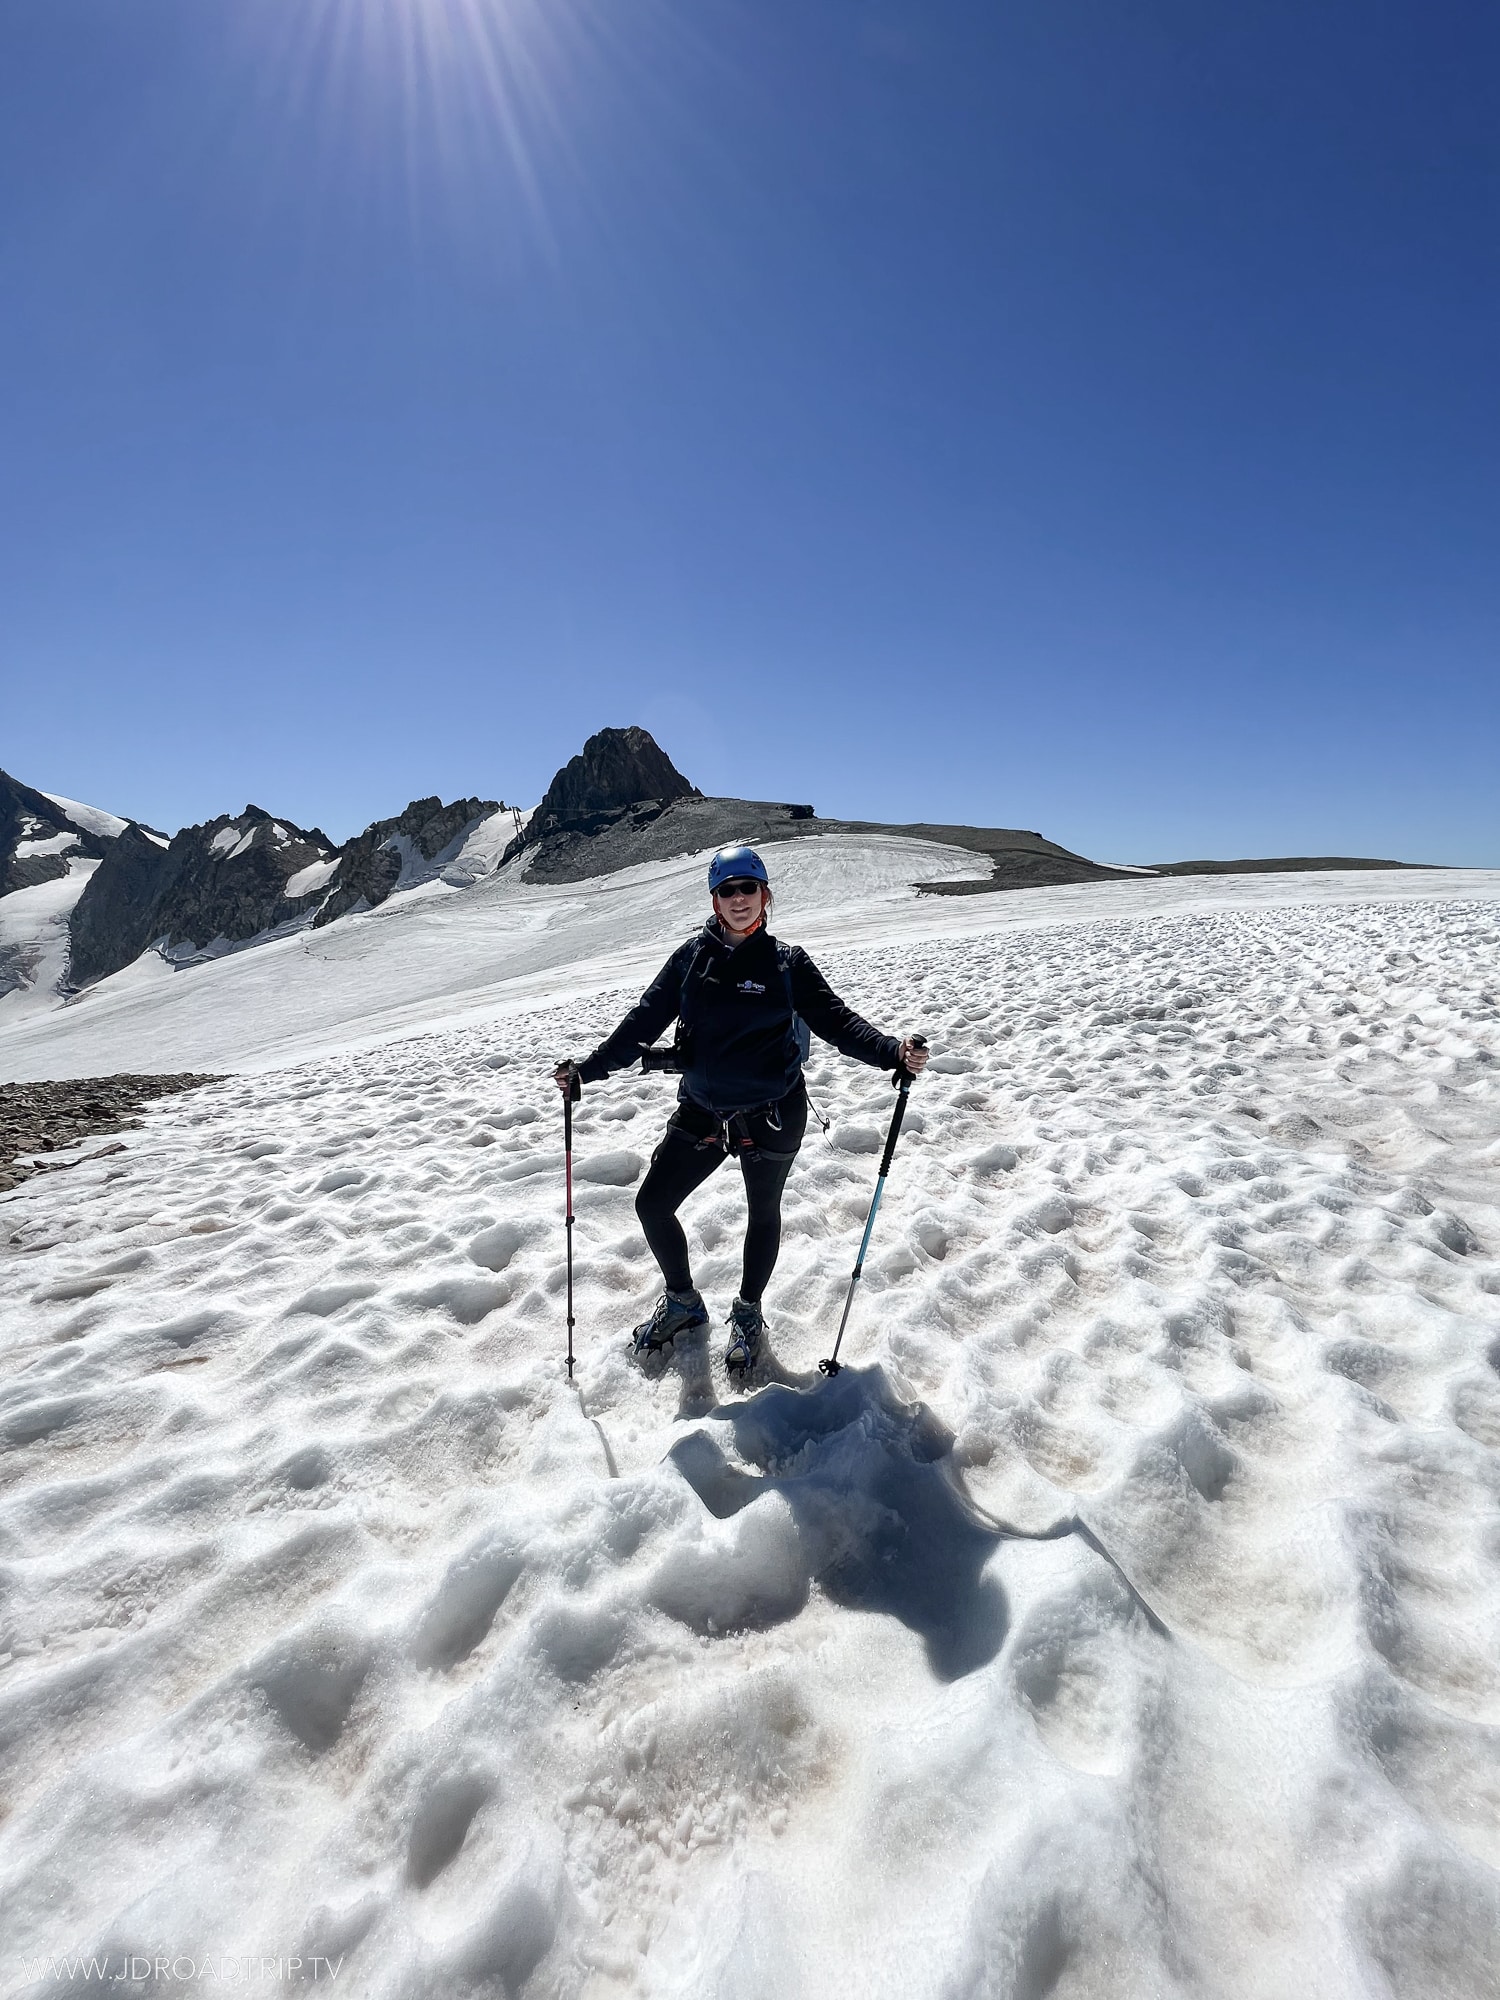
left=2, top=0, right=1496, bottom=862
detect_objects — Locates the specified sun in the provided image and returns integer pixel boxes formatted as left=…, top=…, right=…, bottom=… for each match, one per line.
left=256, top=0, right=594, bottom=227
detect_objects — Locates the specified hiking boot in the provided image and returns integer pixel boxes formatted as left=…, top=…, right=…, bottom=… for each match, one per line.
left=630, top=1289, right=707, bottom=1357
left=724, top=1296, right=764, bottom=1375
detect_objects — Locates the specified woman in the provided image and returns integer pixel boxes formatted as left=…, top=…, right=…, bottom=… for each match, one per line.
left=554, top=843, right=928, bottom=1374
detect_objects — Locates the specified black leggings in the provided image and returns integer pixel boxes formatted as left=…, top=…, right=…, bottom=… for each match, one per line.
left=635, top=1087, right=808, bottom=1304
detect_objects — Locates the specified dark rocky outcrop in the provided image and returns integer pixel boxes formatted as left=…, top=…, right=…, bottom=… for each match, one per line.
left=508, top=727, right=700, bottom=870
left=313, top=795, right=499, bottom=929
left=507, top=743, right=1127, bottom=890
left=506, top=726, right=1128, bottom=890
left=516, top=796, right=809, bottom=884
left=68, top=807, right=338, bottom=987
left=915, top=847, right=1441, bottom=896
left=66, top=825, right=177, bottom=988
left=0, top=769, right=117, bottom=896
left=66, top=793, right=505, bottom=983
left=1147, top=855, right=1432, bottom=877
left=1, top=1074, right=220, bottom=1193
left=880, top=824, right=1132, bottom=894
left=533, top=725, right=700, bottom=834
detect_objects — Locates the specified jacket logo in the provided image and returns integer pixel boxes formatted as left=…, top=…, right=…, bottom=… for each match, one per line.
left=736, top=980, right=766, bottom=995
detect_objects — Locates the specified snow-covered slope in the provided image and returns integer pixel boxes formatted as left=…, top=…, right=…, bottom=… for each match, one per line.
left=1, top=868, right=1498, bottom=1997
left=0, top=860, right=101, bottom=1023
left=39, top=794, right=129, bottom=842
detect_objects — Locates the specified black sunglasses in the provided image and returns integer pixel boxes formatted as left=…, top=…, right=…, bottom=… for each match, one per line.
left=714, top=878, right=763, bottom=899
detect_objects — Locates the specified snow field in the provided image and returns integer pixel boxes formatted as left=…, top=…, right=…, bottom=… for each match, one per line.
left=0, top=895, right=1497, bottom=1997
left=39, top=797, right=130, bottom=843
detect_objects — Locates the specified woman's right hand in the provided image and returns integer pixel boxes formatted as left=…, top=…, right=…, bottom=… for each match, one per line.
left=553, top=1061, right=582, bottom=1099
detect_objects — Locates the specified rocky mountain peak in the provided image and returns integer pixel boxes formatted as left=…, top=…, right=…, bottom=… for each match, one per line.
left=197, top=808, right=335, bottom=864
left=311, top=794, right=501, bottom=929
left=67, top=808, right=340, bottom=987
left=516, top=727, right=699, bottom=854
left=512, top=728, right=704, bottom=868
left=0, top=768, right=120, bottom=896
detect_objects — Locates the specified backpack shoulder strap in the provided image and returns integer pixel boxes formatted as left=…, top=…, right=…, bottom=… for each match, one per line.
left=676, top=932, right=717, bottom=1022
left=775, top=943, right=812, bottom=1062
left=774, top=941, right=796, bottom=1007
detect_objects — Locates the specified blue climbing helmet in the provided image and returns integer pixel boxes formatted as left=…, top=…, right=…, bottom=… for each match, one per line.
left=708, top=844, right=769, bottom=894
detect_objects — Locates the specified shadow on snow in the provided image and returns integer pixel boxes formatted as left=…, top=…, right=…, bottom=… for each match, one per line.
left=667, top=1364, right=1010, bottom=1682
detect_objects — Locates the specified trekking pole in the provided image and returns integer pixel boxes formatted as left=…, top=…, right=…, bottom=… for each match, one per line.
left=819, top=1035, right=926, bottom=1378
left=559, top=1062, right=581, bottom=1380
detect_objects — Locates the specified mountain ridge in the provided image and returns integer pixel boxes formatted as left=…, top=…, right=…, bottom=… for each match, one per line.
left=0, top=731, right=1443, bottom=1020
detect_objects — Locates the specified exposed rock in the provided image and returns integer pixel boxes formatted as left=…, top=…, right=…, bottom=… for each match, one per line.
left=1146, top=855, right=1432, bottom=876
left=0, top=769, right=118, bottom=897
left=66, top=824, right=175, bottom=987
left=509, top=727, right=700, bottom=867
left=922, top=848, right=1439, bottom=900
left=0, top=1074, right=220, bottom=1193
left=7, top=851, right=72, bottom=893
left=64, top=788, right=507, bottom=986
left=509, top=780, right=1125, bottom=893
left=505, top=723, right=1116, bottom=891
left=68, top=807, right=338, bottom=987
left=313, top=795, right=500, bottom=928
left=887, top=824, right=1134, bottom=893
left=517, top=796, right=816, bottom=884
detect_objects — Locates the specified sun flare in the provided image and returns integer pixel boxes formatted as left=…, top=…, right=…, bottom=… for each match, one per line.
left=259, top=0, right=594, bottom=227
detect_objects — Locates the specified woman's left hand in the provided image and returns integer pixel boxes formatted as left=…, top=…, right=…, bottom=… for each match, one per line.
left=898, top=1036, right=929, bottom=1074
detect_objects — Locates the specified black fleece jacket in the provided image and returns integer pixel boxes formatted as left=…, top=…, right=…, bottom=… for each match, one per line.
left=578, top=921, right=900, bottom=1114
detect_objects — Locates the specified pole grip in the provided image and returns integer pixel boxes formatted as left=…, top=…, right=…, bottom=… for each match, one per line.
left=891, top=1031, right=928, bottom=1090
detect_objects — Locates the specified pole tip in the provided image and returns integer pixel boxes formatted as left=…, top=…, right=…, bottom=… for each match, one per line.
left=818, top=1358, right=840, bottom=1378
